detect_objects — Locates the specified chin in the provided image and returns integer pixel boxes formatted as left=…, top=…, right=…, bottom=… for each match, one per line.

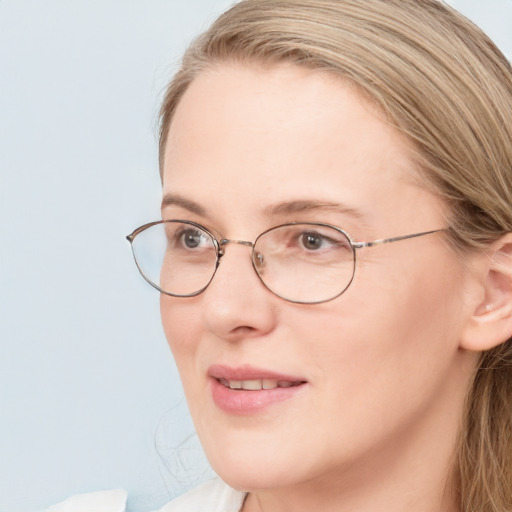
left=212, top=461, right=301, bottom=493
left=198, top=429, right=325, bottom=493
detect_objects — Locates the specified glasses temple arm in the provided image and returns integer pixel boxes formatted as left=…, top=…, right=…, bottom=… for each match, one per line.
left=351, top=229, right=446, bottom=249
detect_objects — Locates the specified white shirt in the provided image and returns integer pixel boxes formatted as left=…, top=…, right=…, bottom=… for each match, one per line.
left=159, top=478, right=246, bottom=512
left=42, top=479, right=246, bottom=512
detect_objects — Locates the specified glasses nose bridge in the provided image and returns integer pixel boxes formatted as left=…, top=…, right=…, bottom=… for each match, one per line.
left=219, top=238, right=255, bottom=254
left=217, top=238, right=266, bottom=274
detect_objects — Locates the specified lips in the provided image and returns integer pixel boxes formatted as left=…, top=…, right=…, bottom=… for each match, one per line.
left=218, top=378, right=303, bottom=390
left=209, top=365, right=308, bottom=414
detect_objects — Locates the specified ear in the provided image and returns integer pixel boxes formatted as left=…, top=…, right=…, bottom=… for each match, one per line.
left=460, top=233, right=512, bottom=351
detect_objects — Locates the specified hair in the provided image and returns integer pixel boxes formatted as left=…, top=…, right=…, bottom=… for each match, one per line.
left=158, top=1, right=512, bottom=510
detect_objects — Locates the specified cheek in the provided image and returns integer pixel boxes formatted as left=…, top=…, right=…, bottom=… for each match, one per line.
left=160, top=294, right=218, bottom=435
left=296, top=250, right=468, bottom=411
left=354, top=246, right=465, bottom=339
left=160, top=295, right=202, bottom=378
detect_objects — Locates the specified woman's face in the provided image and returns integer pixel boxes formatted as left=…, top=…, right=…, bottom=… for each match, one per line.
left=160, top=63, right=477, bottom=494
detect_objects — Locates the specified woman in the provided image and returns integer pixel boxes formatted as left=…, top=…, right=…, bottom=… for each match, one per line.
left=51, top=0, right=512, bottom=511
left=128, top=1, right=512, bottom=511
left=127, top=0, right=512, bottom=510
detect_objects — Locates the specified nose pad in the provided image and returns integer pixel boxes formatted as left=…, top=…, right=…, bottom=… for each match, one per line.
left=254, top=251, right=265, bottom=267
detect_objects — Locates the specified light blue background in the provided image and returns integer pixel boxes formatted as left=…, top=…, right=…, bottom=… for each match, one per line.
left=0, top=1, right=510, bottom=511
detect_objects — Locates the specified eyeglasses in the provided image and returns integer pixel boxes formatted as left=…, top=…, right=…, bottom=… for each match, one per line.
left=126, top=220, right=445, bottom=304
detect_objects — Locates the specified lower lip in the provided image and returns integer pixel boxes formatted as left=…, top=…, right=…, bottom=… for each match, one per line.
left=210, top=378, right=307, bottom=415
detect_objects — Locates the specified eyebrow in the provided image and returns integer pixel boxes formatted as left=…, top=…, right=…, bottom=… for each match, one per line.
left=161, top=193, right=207, bottom=215
left=263, top=199, right=365, bottom=219
left=161, top=194, right=366, bottom=220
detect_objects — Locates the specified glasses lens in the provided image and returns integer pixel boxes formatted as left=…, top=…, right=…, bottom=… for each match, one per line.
left=253, top=224, right=355, bottom=303
left=131, top=221, right=218, bottom=296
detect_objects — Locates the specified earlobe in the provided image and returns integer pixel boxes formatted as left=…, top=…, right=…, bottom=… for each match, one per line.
left=461, top=234, right=512, bottom=351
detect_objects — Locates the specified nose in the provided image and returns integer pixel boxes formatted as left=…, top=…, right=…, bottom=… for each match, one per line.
left=200, top=241, right=277, bottom=342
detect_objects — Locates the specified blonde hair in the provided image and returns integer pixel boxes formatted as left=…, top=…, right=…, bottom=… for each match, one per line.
left=159, top=1, right=512, bottom=509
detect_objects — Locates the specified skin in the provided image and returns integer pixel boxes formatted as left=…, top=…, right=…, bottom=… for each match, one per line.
left=160, top=62, right=481, bottom=512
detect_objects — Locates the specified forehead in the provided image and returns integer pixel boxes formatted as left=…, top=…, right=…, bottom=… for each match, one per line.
left=164, top=62, right=405, bottom=166
left=162, top=63, right=439, bottom=232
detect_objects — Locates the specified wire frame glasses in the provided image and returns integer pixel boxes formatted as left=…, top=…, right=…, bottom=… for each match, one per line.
left=126, top=220, right=444, bottom=304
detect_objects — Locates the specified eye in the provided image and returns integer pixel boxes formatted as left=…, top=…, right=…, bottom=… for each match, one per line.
left=179, top=228, right=211, bottom=249
left=298, top=230, right=344, bottom=251
left=300, top=232, right=326, bottom=251
left=255, top=224, right=353, bottom=264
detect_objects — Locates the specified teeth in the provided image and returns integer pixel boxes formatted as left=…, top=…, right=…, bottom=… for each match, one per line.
left=262, top=379, right=278, bottom=389
left=242, top=379, right=263, bottom=390
left=221, top=379, right=299, bottom=390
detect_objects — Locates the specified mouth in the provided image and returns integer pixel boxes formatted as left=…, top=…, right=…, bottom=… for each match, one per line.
left=209, top=365, right=308, bottom=414
left=217, top=378, right=304, bottom=390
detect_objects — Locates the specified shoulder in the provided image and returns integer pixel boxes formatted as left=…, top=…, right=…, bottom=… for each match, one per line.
left=158, top=478, right=247, bottom=512
left=42, top=489, right=127, bottom=512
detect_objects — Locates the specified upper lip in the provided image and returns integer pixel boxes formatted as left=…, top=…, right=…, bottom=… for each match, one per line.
left=208, top=364, right=307, bottom=383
